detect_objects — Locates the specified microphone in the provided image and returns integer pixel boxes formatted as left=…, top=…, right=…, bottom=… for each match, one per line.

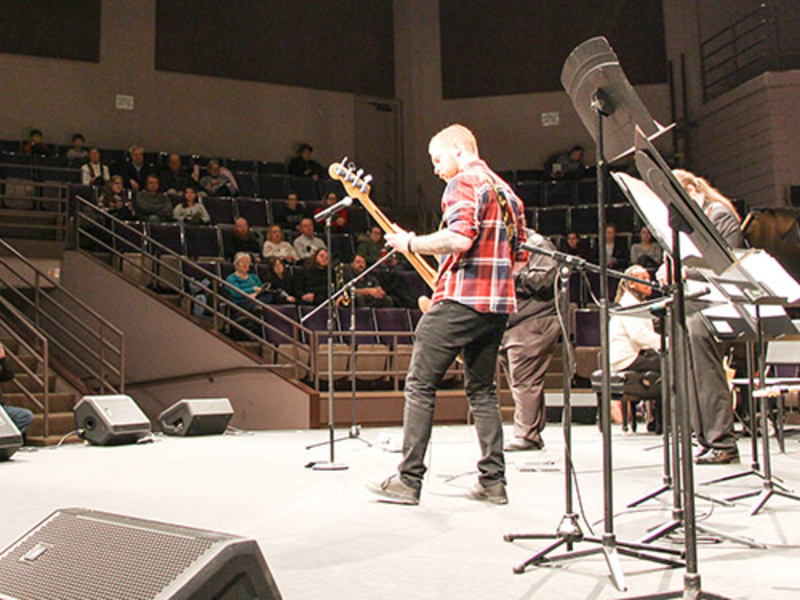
left=314, top=196, right=353, bottom=223
left=520, top=228, right=546, bottom=250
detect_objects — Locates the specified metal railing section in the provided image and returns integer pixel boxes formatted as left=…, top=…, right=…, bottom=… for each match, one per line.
left=0, top=178, right=71, bottom=241
left=0, top=298, right=51, bottom=436
left=0, top=237, right=124, bottom=395
left=73, top=198, right=313, bottom=376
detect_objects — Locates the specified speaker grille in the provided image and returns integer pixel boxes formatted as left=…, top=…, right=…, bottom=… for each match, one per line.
left=0, top=509, right=231, bottom=600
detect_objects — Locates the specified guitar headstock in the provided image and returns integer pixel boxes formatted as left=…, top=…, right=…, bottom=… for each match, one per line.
left=329, top=158, right=373, bottom=198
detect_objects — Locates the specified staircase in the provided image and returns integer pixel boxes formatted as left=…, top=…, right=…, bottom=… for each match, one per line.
left=0, top=332, right=81, bottom=446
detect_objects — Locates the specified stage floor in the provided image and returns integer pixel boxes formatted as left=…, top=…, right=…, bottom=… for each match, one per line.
left=2, top=423, right=800, bottom=599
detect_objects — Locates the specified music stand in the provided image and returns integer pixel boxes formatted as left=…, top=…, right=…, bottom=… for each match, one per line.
left=506, top=37, right=683, bottom=592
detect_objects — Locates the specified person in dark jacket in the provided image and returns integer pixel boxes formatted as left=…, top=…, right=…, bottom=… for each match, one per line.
left=498, top=231, right=560, bottom=451
left=296, top=248, right=330, bottom=306
left=0, top=343, right=34, bottom=436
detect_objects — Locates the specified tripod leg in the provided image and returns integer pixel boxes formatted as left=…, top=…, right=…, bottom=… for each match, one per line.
left=749, top=489, right=773, bottom=516
left=511, top=536, right=570, bottom=574
left=601, top=537, right=627, bottom=592
left=695, top=523, right=765, bottom=549
left=639, top=519, right=682, bottom=545
left=627, top=484, right=670, bottom=508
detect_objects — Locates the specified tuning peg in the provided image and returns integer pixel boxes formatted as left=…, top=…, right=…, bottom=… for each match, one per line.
left=360, top=174, right=373, bottom=192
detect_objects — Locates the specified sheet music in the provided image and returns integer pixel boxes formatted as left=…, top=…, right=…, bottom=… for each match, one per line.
left=611, top=172, right=700, bottom=260
left=736, top=250, right=800, bottom=304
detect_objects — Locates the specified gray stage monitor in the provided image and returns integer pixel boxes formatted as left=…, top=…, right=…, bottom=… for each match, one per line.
left=0, top=408, right=23, bottom=460
left=73, top=394, right=151, bottom=446
left=158, top=398, right=234, bottom=437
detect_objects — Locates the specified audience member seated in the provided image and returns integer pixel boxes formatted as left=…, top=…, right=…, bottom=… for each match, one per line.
left=263, top=257, right=296, bottom=303
left=357, top=226, right=385, bottom=265
left=227, top=217, right=262, bottom=262
left=66, top=133, right=88, bottom=163
left=81, top=147, right=111, bottom=186
left=172, top=187, right=210, bottom=225
left=314, top=192, right=347, bottom=233
left=273, top=193, right=306, bottom=231
left=0, top=342, right=34, bottom=439
left=262, top=224, right=298, bottom=263
left=630, top=226, right=663, bottom=270
left=287, top=143, right=325, bottom=179
left=125, top=146, right=152, bottom=191
left=160, top=153, right=199, bottom=196
left=200, top=159, right=236, bottom=196
left=98, top=176, right=136, bottom=220
left=22, top=128, right=50, bottom=155
left=134, top=174, right=172, bottom=222
left=609, top=265, right=662, bottom=432
left=545, top=145, right=588, bottom=180
left=560, top=231, right=590, bottom=260
left=592, top=223, right=629, bottom=270
left=345, top=254, right=394, bottom=308
left=293, top=217, right=326, bottom=260
left=225, top=253, right=272, bottom=326
left=296, top=248, right=330, bottom=306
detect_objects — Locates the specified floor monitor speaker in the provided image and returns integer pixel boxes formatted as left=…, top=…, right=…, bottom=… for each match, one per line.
left=73, top=394, right=151, bottom=446
left=0, top=508, right=282, bottom=599
left=0, top=409, right=22, bottom=460
left=158, top=398, right=234, bottom=436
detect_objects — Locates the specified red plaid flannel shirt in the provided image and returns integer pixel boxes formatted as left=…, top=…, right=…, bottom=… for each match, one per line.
left=431, top=160, right=527, bottom=314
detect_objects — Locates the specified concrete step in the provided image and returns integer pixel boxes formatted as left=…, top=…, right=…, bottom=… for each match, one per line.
left=27, top=411, right=75, bottom=438
left=10, top=354, right=39, bottom=370
left=1, top=373, right=57, bottom=393
left=2, top=392, right=77, bottom=413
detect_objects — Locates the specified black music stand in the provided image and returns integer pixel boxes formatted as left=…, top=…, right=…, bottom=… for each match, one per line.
left=504, top=37, right=682, bottom=592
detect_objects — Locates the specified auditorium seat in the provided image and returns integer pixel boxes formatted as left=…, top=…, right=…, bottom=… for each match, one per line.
left=570, top=206, right=597, bottom=235
left=227, top=159, right=257, bottom=173
left=374, top=307, right=415, bottom=383
left=298, top=305, right=348, bottom=383
left=258, top=174, right=289, bottom=199
left=236, top=197, right=270, bottom=229
left=544, top=180, right=577, bottom=206
left=317, top=178, right=346, bottom=199
left=515, top=181, right=544, bottom=208
left=0, top=152, right=34, bottom=180
left=233, top=172, right=258, bottom=197
left=329, top=233, right=355, bottom=263
left=258, top=161, right=287, bottom=175
left=338, top=307, right=388, bottom=382
left=607, top=204, right=636, bottom=233
left=204, top=196, right=236, bottom=225
left=535, top=206, right=569, bottom=236
left=289, top=177, right=318, bottom=201
left=184, top=225, right=222, bottom=260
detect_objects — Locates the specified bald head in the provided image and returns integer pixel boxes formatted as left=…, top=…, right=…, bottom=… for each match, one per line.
left=428, top=124, right=480, bottom=182
left=429, top=124, right=478, bottom=156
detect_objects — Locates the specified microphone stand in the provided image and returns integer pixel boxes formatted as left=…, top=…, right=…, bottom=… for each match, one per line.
left=305, top=249, right=398, bottom=451
left=304, top=213, right=348, bottom=471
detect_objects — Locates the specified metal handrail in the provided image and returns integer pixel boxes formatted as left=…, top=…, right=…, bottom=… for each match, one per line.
left=0, top=237, right=124, bottom=394
left=700, top=3, right=773, bottom=102
left=73, top=197, right=313, bottom=375
left=0, top=296, right=50, bottom=436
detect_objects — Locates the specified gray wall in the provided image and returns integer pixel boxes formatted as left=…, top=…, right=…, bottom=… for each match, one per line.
left=394, top=0, right=672, bottom=218
left=0, top=0, right=356, bottom=164
left=664, top=0, right=800, bottom=206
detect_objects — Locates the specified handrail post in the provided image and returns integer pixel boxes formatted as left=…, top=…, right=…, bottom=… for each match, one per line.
left=99, top=325, right=107, bottom=393
left=42, top=339, right=50, bottom=440
left=212, top=279, right=219, bottom=331
left=34, top=272, right=41, bottom=330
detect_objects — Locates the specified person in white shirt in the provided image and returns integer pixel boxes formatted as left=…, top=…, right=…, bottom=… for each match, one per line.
left=262, top=224, right=298, bottom=263
left=81, top=148, right=110, bottom=186
left=609, top=265, right=661, bottom=373
left=292, top=217, right=326, bottom=260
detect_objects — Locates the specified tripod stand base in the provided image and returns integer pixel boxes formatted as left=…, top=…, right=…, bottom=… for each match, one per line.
left=639, top=518, right=765, bottom=549
left=728, top=484, right=800, bottom=516
left=307, top=461, right=349, bottom=471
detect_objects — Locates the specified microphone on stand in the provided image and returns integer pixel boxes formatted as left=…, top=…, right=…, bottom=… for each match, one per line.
left=314, top=197, right=353, bottom=223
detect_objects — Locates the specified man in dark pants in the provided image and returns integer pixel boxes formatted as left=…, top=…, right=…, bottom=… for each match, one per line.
left=369, top=124, right=527, bottom=505
left=673, top=170, right=744, bottom=465
left=499, top=232, right=560, bottom=451
left=0, top=343, right=34, bottom=437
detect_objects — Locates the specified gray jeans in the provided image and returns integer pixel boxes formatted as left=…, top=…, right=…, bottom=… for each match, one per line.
left=398, top=301, right=508, bottom=489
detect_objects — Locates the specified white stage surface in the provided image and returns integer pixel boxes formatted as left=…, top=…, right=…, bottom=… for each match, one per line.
left=2, top=424, right=800, bottom=599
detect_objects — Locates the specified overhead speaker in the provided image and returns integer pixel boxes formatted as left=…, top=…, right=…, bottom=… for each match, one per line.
left=0, top=409, right=22, bottom=461
left=73, top=394, right=151, bottom=446
left=158, top=398, right=234, bottom=437
left=0, top=508, right=282, bottom=599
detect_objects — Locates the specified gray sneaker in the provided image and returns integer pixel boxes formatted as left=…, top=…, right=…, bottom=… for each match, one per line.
left=465, top=481, right=508, bottom=505
left=367, top=474, right=420, bottom=505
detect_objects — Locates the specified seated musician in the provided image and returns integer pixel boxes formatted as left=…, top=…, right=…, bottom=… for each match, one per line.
left=609, top=265, right=662, bottom=431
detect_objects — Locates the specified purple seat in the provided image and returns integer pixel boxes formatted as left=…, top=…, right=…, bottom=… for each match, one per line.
left=263, top=304, right=302, bottom=346
left=374, top=307, right=413, bottom=346
left=112, top=221, right=145, bottom=254
left=289, top=177, right=318, bottom=201
left=0, top=152, right=34, bottom=180
left=258, top=175, right=289, bottom=199
left=515, top=181, right=544, bottom=208
left=185, top=226, right=221, bottom=259
left=227, top=159, right=257, bottom=173
left=236, top=197, right=270, bottom=228
left=258, top=161, right=287, bottom=175
left=317, top=178, right=346, bottom=199
left=408, top=308, right=423, bottom=330
left=574, top=309, right=600, bottom=347
left=233, top=172, right=257, bottom=197
left=329, top=233, right=354, bottom=263
left=204, top=196, right=235, bottom=225
left=148, top=223, right=184, bottom=256
left=395, top=271, right=428, bottom=309
left=337, top=307, right=379, bottom=346
left=298, top=305, right=342, bottom=345
left=535, top=206, right=569, bottom=236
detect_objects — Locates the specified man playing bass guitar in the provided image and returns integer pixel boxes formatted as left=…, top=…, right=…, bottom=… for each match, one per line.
left=369, top=124, right=527, bottom=505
